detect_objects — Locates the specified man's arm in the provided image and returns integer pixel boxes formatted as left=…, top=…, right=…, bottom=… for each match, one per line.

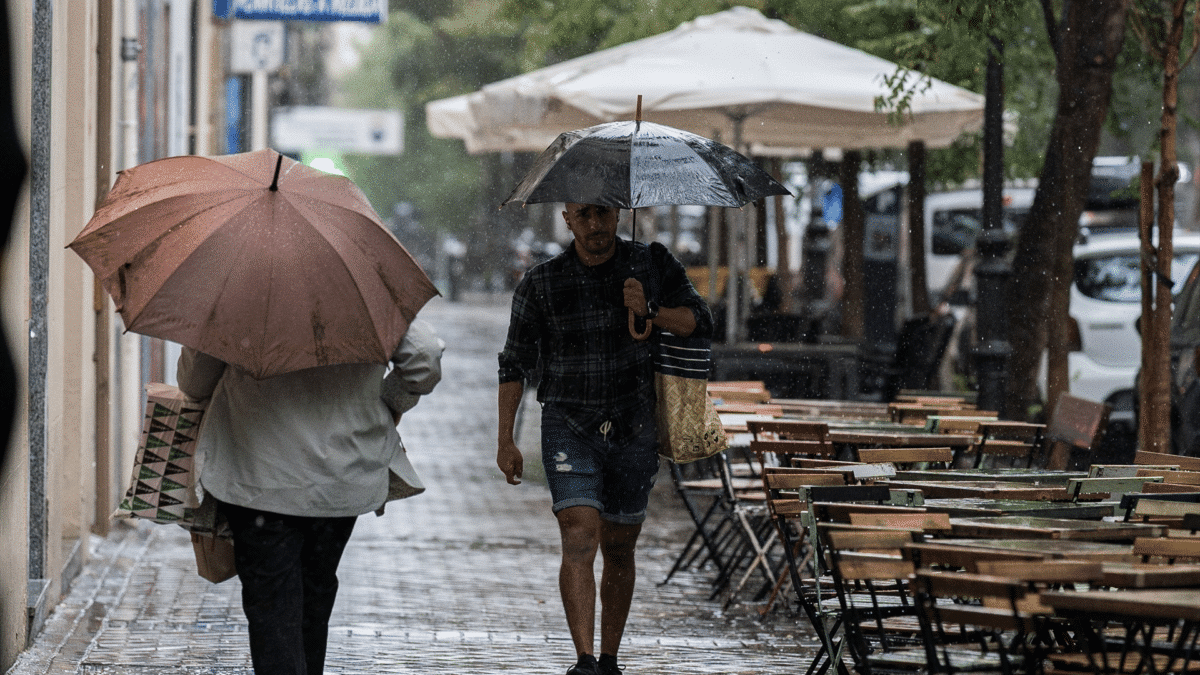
left=623, top=278, right=698, bottom=337
left=382, top=318, right=445, bottom=423
left=177, top=347, right=226, bottom=401
left=496, top=380, right=525, bottom=485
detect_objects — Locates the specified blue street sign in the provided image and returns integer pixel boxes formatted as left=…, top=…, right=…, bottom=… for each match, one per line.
left=213, top=0, right=387, bottom=23
left=225, top=76, right=243, bottom=154
left=823, top=184, right=843, bottom=225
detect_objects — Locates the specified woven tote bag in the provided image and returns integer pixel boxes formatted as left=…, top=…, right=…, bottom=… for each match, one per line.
left=653, top=332, right=728, bottom=463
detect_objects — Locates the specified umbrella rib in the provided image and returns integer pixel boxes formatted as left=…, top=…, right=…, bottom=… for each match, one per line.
left=126, top=192, right=261, bottom=262
left=286, top=196, right=428, bottom=355
left=118, top=194, right=264, bottom=334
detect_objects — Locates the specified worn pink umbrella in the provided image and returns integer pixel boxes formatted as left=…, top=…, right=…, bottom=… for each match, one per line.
left=70, top=148, right=439, bottom=379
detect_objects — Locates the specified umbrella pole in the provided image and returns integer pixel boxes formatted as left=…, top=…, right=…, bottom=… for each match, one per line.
left=633, top=94, right=642, bottom=243
left=629, top=95, right=648, bottom=339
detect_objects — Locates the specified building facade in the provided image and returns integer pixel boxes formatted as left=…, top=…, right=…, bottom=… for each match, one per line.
left=0, top=1, right=225, bottom=666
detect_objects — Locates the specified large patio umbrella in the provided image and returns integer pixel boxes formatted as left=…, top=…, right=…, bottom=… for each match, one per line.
left=426, top=6, right=984, bottom=154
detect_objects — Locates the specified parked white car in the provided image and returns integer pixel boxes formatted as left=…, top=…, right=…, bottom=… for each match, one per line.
left=1057, top=230, right=1200, bottom=430
left=924, top=187, right=1036, bottom=299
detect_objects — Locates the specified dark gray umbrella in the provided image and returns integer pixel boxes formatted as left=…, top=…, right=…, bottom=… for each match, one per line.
left=502, top=119, right=791, bottom=212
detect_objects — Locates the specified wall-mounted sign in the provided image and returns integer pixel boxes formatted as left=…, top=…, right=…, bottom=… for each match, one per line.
left=272, top=106, right=404, bottom=155
left=229, top=21, right=285, bottom=73
left=214, top=0, right=388, bottom=23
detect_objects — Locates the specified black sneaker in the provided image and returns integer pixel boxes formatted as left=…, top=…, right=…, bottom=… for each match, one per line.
left=566, top=653, right=599, bottom=675
left=597, top=654, right=624, bottom=675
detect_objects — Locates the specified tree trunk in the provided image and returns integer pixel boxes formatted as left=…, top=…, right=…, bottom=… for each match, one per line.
left=1139, top=162, right=1157, bottom=453
left=1144, top=0, right=1188, bottom=453
left=1005, top=0, right=1128, bottom=420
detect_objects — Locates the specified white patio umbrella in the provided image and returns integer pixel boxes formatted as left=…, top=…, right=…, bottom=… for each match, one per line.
left=426, top=6, right=984, bottom=154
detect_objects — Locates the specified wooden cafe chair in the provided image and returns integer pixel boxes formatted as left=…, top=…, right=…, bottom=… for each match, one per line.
left=821, top=525, right=927, bottom=675
left=1136, top=449, right=1200, bottom=472
left=854, top=446, right=954, bottom=470
left=973, top=559, right=1106, bottom=672
left=914, top=569, right=1047, bottom=675
left=1118, top=491, right=1200, bottom=523
left=1133, top=536, right=1200, bottom=565
left=755, top=468, right=846, bottom=614
left=662, top=455, right=745, bottom=588
left=1041, top=587, right=1200, bottom=674
left=1042, top=392, right=1111, bottom=470
left=847, top=511, right=953, bottom=535
left=969, top=421, right=1045, bottom=469
left=776, top=485, right=925, bottom=675
left=711, top=420, right=840, bottom=606
left=1137, top=468, right=1200, bottom=488
left=746, top=419, right=837, bottom=464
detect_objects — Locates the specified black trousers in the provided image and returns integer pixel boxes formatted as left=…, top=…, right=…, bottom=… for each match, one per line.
left=220, top=502, right=358, bottom=675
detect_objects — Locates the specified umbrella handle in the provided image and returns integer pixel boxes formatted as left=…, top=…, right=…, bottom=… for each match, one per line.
left=628, top=307, right=652, bottom=341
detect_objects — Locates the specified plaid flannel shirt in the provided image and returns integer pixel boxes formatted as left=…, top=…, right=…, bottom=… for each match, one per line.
left=498, top=237, right=712, bottom=439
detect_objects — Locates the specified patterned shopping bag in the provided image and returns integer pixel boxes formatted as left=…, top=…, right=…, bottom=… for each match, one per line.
left=114, top=382, right=210, bottom=529
left=653, top=332, right=728, bottom=463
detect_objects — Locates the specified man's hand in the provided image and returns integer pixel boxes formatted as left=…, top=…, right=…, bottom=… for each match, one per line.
left=497, top=440, right=524, bottom=485
left=623, top=277, right=648, bottom=316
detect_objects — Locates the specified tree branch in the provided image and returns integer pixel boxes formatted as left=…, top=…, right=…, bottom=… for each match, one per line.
left=1040, top=0, right=1061, bottom=59
left=1183, top=1, right=1200, bottom=70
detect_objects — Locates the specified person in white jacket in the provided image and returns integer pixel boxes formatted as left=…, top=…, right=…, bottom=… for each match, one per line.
left=177, top=318, right=443, bottom=675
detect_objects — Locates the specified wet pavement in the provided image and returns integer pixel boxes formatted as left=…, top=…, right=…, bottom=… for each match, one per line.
left=7, top=294, right=818, bottom=675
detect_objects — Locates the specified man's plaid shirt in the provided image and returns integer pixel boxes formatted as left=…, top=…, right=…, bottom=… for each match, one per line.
left=498, top=238, right=712, bottom=438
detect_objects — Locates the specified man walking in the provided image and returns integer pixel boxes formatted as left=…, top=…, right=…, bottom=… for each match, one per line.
left=496, top=203, right=712, bottom=675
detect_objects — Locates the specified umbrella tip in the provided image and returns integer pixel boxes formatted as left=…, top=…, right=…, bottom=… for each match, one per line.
left=636, top=95, right=642, bottom=123
left=269, top=153, right=283, bottom=191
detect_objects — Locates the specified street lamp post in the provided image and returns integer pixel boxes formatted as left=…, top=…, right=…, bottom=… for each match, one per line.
left=974, top=37, right=1012, bottom=416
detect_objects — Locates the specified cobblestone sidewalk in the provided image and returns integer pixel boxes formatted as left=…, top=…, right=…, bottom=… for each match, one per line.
left=7, top=295, right=818, bottom=675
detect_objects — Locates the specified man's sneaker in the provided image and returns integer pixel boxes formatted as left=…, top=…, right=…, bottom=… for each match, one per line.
left=597, top=654, right=624, bottom=675
left=566, top=653, right=599, bottom=675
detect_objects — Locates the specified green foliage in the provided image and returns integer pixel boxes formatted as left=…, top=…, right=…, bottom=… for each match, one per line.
left=1128, top=0, right=1200, bottom=65
left=501, top=0, right=736, bottom=68
left=338, top=3, right=525, bottom=238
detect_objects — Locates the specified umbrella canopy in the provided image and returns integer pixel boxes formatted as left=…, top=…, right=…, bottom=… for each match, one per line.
left=426, top=6, right=984, bottom=154
left=503, top=120, right=791, bottom=209
left=70, top=149, right=439, bottom=380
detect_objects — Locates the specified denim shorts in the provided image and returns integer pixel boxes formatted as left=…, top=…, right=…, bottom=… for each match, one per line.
left=540, top=403, right=660, bottom=525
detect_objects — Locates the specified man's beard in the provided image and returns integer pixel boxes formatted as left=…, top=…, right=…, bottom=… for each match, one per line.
left=580, top=232, right=614, bottom=256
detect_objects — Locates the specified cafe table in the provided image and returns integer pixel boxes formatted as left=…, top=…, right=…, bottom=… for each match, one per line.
left=1041, top=588, right=1200, bottom=620
left=892, top=468, right=1088, bottom=485
left=1099, top=563, right=1200, bottom=588
left=880, top=479, right=1078, bottom=500
left=721, top=417, right=976, bottom=451
left=912, top=537, right=1139, bottom=562
left=825, top=429, right=977, bottom=450
left=920, top=498, right=1114, bottom=520
left=1039, top=588, right=1200, bottom=673
left=948, top=516, right=1166, bottom=541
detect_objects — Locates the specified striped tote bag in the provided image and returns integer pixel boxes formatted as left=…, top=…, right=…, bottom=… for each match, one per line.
left=653, top=332, right=728, bottom=463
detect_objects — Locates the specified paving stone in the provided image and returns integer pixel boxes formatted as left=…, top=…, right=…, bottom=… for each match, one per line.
left=8, top=294, right=819, bottom=675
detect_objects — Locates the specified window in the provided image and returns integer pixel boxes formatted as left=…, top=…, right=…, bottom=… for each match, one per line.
left=1075, top=252, right=1200, bottom=302
left=930, top=208, right=1027, bottom=256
